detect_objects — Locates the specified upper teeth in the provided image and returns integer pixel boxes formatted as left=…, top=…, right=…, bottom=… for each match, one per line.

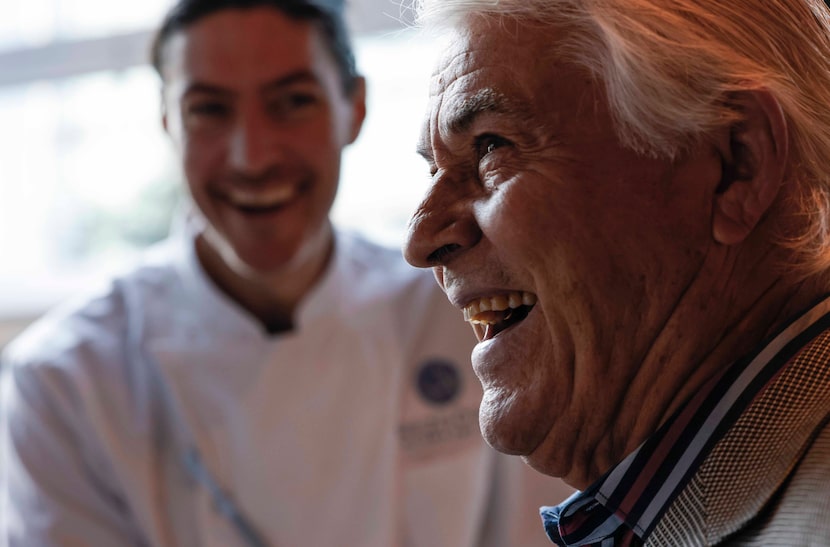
left=228, top=186, right=296, bottom=207
left=462, top=291, right=537, bottom=323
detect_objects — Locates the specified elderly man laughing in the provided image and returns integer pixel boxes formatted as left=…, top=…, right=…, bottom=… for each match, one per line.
left=404, top=0, right=830, bottom=544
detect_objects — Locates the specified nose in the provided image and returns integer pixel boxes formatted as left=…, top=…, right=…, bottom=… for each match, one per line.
left=228, top=108, right=280, bottom=177
left=403, top=175, right=481, bottom=268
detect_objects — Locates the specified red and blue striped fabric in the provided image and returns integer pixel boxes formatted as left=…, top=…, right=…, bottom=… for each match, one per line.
left=540, top=297, right=830, bottom=546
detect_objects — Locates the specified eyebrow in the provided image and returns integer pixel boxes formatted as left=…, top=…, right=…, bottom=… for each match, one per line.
left=182, top=70, right=322, bottom=98
left=262, top=70, right=323, bottom=93
left=181, top=82, right=232, bottom=98
left=416, top=88, right=531, bottom=161
left=445, top=88, right=517, bottom=134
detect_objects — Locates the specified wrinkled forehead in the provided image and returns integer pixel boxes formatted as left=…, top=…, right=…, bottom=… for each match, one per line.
left=422, top=17, right=565, bottom=144
left=428, top=22, right=510, bottom=100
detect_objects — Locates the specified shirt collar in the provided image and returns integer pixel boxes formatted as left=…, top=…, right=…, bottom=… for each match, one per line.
left=169, top=207, right=348, bottom=339
left=541, top=294, right=830, bottom=546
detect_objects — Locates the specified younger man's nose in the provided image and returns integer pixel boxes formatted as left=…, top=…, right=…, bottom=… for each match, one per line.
left=228, top=113, right=281, bottom=177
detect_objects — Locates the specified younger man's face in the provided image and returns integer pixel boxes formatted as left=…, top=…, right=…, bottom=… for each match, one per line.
left=161, top=6, right=365, bottom=275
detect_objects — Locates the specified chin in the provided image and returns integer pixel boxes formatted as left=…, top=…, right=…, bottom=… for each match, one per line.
left=478, top=391, right=544, bottom=457
left=523, top=447, right=569, bottom=480
left=229, top=236, right=310, bottom=274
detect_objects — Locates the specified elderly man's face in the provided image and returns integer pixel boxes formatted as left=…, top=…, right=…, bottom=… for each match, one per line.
left=404, top=18, right=724, bottom=486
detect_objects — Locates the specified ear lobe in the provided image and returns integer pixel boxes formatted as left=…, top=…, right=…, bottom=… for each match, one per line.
left=161, top=91, right=170, bottom=134
left=712, top=89, right=789, bottom=245
left=346, top=76, right=367, bottom=144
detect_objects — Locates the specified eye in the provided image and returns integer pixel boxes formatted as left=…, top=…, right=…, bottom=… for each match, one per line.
left=288, top=93, right=318, bottom=108
left=189, top=102, right=230, bottom=117
left=279, top=92, right=318, bottom=110
left=268, top=90, right=321, bottom=119
left=183, top=101, right=232, bottom=131
left=474, top=133, right=511, bottom=161
left=195, top=103, right=228, bottom=116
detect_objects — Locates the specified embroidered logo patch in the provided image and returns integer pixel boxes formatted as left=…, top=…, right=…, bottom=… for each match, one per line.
left=416, top=359, right=461, bottom=405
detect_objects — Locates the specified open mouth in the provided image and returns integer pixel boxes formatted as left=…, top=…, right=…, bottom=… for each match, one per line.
left=235, top=202, right=289, bottom=215
left=226, top=185, right=299, bottom=213
left=462, top=291, right=537, bottom=341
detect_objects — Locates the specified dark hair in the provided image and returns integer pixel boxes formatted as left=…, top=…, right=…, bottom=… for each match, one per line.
left=150, top=0, right=358, bottom=93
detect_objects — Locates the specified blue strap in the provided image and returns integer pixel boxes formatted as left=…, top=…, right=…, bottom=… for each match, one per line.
left=182, top=449, right=270, bottom=547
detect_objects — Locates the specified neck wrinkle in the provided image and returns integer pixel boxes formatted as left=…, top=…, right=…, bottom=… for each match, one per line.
left=605, top=244, right=822, bottom=481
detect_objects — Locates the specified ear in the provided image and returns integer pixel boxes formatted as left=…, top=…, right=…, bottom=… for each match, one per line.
left=712, top=89, right=789, bottom=245
left=346, top=76, right=367, bottom=144
left=161, top=88, right=170, bottom=134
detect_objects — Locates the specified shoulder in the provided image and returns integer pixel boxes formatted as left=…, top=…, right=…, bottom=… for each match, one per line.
left=778, top=417, right=830, bottom=515
left=2, top=241, right=181, bottom=398
left=729, top=412, right=830, bottom=544
left=335, top=230, right=454, bottom=312
left=336, top=230, right=424, bottom=284
left=334, top=230, right=469, bottom=338
left=331, top=229, right=474, bottom=360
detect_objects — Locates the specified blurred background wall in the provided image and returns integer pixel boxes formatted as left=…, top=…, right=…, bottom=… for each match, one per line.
left=0, top=0, right=441, bottom=348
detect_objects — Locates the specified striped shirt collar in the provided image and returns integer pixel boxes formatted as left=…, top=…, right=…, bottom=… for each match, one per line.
left=540, top=295, right=830, bottom=547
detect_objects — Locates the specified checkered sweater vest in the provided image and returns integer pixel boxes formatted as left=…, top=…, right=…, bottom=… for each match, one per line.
left=647, top=328, right=830, bottom=546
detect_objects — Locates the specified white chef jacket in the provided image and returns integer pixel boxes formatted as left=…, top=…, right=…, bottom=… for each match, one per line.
left=1, top=223, right=573, bottom=547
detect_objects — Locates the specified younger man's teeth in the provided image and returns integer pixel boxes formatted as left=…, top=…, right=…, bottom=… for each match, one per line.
left=462, top=291, right=537, bottom=322
left=229, top=186, right=295, bottom=207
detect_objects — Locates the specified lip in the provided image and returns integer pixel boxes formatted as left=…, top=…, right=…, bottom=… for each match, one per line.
left=226, top=185, right=298, bottom=208
left=470, top=301, right=539, bottom=375
left=212, top=181, right=308, bottom=215
left=449, top=289, right=537, bottom=343
left=447, top=287, right=518, bottom=310
left=462, top=291, right=537, bottom=320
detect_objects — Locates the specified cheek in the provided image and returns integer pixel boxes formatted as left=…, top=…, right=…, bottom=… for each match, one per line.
left=478, top=317, right=569, bottom=454
left=482, top=184, right=568, bottom=283
left=182, top=136, right=226, bottom=185
left=297, top=112, right=344, bottom=149
left=284, top=125, right=343, bottom=176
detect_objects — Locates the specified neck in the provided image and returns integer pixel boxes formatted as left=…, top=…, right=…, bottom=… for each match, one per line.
left=578, top=243, right=829, bottom=489
left=195, top=228, right=335, bottom=334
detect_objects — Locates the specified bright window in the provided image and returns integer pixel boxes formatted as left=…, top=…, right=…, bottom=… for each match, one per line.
left=0, top=2, right=439, bottom=320
left=0, top=67, right=179, bottom=315
left=2, top=0, right=173, bottom=48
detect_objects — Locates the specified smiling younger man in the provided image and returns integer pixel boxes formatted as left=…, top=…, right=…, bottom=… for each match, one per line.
left=0, top=0, right=574, bottom=545
left=159, top=0, right=361, bottom=334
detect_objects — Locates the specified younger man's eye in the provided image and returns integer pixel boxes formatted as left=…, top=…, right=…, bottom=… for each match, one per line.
left=287, top=93, right=317, bottom=108
left=268, top=91, right=320, bottom=119
left=189, top=102, right=230, bottom=117
left=183, top=101, right=232, bottom=132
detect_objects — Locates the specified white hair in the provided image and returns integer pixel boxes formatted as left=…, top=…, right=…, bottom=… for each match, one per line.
left=413, top=0, right=830, bottom=275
